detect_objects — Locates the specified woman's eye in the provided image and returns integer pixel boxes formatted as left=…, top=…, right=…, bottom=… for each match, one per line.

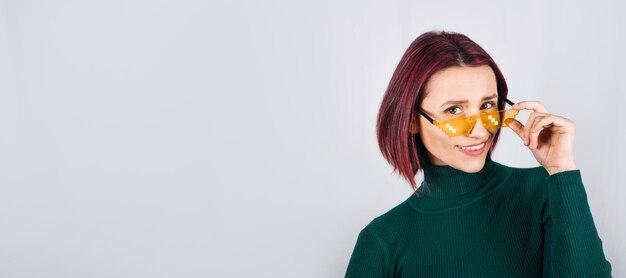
left=481, top=102, right=495, bottom=109
left=445, top=106, right=462, bottom=114
left=445, top=102, right=495, bottom=115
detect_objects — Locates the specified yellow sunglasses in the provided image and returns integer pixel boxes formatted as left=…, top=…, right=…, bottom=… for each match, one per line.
left=416, top=98, right=519, bottom=137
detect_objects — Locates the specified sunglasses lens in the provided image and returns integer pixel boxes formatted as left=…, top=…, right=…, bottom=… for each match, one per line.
left=435, top=116, right=475, bottom=137
left=481, top=111, right=501, bottom=128
left=434, top=109, right=519, bottom=137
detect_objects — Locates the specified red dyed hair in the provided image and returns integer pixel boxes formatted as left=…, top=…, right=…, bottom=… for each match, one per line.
left=376, top=30, right=509, bottom=191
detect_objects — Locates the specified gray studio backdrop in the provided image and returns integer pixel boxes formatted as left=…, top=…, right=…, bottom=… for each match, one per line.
left=0, top=0, right=624, bottom=277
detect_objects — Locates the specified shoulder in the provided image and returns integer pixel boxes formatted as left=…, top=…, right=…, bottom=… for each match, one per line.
left=359, top=196, right=416, bottom=242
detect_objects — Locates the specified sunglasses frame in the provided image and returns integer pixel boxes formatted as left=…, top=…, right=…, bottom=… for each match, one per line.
left=415, top=98, right=518, bottom=137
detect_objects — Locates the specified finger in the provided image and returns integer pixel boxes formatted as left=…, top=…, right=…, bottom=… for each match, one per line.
left=524, top=112, right=547, bottom=146
left=529, top=115, right=573, bottom=149
left=528, top=116, right=549, bottom=149
left=523, top=112, right=537, bottom=145
left=507, top=119, right=525, bottom=141
left=512, top=101, right=550, bottom=114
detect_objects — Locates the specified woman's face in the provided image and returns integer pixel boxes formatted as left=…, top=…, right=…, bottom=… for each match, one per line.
left=410, top=64, right=499, bottom=173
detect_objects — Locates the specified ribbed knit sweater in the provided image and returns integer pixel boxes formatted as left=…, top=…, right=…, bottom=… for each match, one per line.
left=345, top=158, right=612, bottom=277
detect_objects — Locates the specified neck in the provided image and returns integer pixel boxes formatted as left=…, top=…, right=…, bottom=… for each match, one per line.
left=418, top=157, right=499, bottom=198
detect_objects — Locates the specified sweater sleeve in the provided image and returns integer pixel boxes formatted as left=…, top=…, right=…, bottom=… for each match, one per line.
left=542, top=169, right=612, bottom=277
left=345, top=225, right=391, bottom=278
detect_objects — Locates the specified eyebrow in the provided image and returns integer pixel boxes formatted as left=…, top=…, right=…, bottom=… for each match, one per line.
left=440, top=94, right=498, bottom=108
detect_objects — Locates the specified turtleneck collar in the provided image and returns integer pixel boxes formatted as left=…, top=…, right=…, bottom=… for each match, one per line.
left=417, top=157, right=500, bottom=198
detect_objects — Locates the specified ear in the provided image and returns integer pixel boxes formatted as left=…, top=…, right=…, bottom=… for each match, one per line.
left=409, top=111, right=419, bottom=134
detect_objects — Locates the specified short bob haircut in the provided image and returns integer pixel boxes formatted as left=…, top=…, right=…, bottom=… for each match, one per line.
left=376, top=30, right=509, bottom=191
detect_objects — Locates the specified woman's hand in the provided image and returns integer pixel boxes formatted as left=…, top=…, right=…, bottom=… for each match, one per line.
left=507, top=101, right=577, bottom=175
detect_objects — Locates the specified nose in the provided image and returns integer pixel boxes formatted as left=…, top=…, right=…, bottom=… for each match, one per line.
left=468, top=116, right=490, bottom=138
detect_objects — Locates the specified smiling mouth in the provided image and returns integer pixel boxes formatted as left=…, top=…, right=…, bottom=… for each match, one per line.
left=457, top=142, right=486, bottom=150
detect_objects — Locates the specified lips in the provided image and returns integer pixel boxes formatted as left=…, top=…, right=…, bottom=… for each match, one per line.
left=456, top=140, right=488, bottom=156
left=457, top=141, right=487, bottom=150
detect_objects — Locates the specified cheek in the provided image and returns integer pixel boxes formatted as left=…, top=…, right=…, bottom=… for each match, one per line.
left=421, top=125, right=454, bottom=150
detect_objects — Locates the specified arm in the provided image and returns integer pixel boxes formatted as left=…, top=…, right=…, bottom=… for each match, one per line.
left=345, top=225, right=391, bottom=278
left=506, top=101, right=611, bottom=275
left=542, top=170, right=612, bottom=277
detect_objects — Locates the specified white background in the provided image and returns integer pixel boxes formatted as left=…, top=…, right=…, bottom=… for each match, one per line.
left=0, top=0, right=624, bottom=277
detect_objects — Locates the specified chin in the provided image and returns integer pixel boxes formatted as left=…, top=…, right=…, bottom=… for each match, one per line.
left=452, top=156, right=487, bottom=173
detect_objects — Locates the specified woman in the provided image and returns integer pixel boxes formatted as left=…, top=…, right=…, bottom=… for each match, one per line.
left=345, top=31, right=612, bottom=277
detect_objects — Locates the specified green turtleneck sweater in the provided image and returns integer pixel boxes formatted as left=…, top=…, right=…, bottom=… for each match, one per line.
left=345, top=159, right=612, bottom=277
